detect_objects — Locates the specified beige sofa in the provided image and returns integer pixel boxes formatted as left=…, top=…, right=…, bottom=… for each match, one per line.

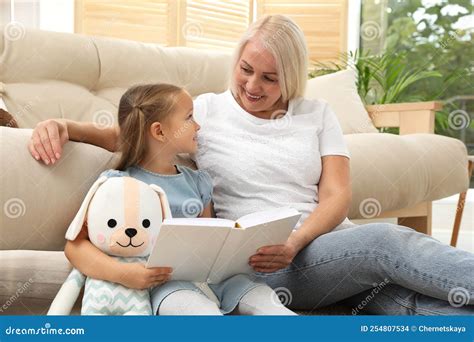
left=0, top=28, right=470, bottom=315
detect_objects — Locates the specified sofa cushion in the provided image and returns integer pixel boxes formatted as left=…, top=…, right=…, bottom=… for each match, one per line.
left=305, top=69, right=378, bottom=134
left=0, top=28, right=232, bottom=128
left=347, top=132, right=469, bottom=219
left=0, top=250, right=81, bottom=315
left=0, top=29, right=99, bottom=89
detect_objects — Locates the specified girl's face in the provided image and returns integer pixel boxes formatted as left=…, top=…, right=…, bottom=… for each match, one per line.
left=163, top=91, right=200, bottom=154
left=233, top=39, right=284, bottom=117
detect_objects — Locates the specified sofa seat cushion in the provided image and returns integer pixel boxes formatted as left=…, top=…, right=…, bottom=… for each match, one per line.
left=0, top=250, right=81, bottom=315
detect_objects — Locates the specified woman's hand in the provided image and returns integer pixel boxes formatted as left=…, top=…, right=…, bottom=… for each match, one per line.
left=248, top=236, right=301, bottom=273
left=28, top=119, right=69, bottom=164
left=116, top=263, right=173, bottom=290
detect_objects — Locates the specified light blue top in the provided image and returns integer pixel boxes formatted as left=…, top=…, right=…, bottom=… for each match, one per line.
left=101, top=165, right=213, bottom=218
left=99, top=165, right=265, bottom=315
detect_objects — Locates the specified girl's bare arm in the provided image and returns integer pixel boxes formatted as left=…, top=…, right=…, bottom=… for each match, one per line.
left=199, top=202, right=215, bottom=218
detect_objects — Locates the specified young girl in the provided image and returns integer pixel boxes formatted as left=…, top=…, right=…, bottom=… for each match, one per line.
left=66, top=83, right=296, bottom=315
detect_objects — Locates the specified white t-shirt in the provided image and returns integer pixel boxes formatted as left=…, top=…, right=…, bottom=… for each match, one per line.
left=193, top=90, right=355, bottom=229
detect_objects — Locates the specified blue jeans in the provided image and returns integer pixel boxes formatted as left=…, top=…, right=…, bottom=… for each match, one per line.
left=253, top=222, right=474, bottom=315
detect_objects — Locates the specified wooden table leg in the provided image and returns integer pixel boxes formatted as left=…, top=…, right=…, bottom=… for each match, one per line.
left=451, top=160, right=473, bottom=247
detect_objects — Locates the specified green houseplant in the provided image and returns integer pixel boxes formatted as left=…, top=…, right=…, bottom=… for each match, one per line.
left=309, top=49, right=443, bottom=134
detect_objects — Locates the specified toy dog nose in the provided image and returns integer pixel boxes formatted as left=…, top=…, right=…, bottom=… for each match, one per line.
left=125, top=228, right=137, bottom=238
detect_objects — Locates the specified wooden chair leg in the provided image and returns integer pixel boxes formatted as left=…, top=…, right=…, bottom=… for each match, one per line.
left=451, top=160, right=473, bottom=247
left=451, top=190, right=467, bottom=247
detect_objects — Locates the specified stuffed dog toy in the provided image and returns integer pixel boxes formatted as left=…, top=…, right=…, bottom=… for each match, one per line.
left=47, top=175, right=172, bottom=315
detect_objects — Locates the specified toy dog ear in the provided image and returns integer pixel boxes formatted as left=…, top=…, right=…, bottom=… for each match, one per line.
left=149, top=184, right=172, bottom=220
left=65, top=176, right=108, bottom=241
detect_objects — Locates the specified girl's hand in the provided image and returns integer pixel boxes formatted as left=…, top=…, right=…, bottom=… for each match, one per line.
left=28, top=119, right=69, bottom=165
left=117, top=263, right=173, bottom=290
left=248, top=238, right=300, bottom=273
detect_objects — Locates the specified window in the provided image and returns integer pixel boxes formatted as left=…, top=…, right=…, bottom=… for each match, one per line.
left=257, top=0, right=348, bottom=63
left=360, top=0, right=473, bottom=155
left=74, top=0, right=349, bottom=61
left=74, top=0, right=253, bottom=51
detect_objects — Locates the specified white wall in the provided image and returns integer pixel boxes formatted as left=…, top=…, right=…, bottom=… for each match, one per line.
left=3, top=0, right=73, bottom=32
left=39, top=0, right=74, bottom=33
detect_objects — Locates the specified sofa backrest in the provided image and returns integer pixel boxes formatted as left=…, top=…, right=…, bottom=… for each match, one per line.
left=1, top=27, right=380, bottom=135
left=0, top=27, right=233, bottom=128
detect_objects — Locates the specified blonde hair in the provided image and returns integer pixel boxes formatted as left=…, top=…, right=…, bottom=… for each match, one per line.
left=115, top=83, right=183, bottom=171
left=230, top=15, right=308, bottom=102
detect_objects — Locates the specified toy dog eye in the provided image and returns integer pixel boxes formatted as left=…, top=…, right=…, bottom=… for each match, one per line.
left=107, top=219, right=117, bottom=228
left=142, top=219, right=150, bottom=228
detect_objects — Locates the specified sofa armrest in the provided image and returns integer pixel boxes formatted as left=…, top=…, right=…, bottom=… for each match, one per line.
left=0, top=127, right=119, bottom=251
left=365, top=101, right=443, bottom=135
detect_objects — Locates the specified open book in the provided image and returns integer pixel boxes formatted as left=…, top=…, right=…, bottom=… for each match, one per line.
left=146, top=207, right=301, bottom=284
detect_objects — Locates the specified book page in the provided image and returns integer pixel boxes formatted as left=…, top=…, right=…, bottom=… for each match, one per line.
left=162, top=218, right=235, bottom=227
left=207, top=212, right=301, bottom=284
left=236, top=207, right=300, bottom=228
left=146, top=223, right=231, bottom=283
